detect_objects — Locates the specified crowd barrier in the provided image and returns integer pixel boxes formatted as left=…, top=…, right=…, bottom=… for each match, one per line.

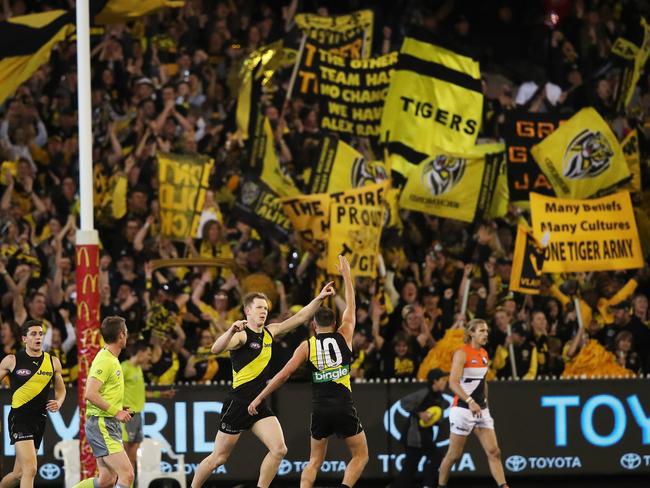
left=1, top=378, right=649, bottom=484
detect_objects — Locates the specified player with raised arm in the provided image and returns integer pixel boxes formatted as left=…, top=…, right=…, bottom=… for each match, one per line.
left=0, top=320, right=66, bottom=488
left=191, top=281, right=336, bottom=488
left=248, top=255, right=369, bottom=488
left=437, top=319, right=509, bottom=488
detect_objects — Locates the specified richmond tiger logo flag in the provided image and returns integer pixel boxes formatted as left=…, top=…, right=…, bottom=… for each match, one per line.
left=510, top=223, right=546, bottom=295
left=380, top=29, right=483, bottom=159
left=531, top=108, right=630, bottom=199
left=396, top=143, right=504, bottom=222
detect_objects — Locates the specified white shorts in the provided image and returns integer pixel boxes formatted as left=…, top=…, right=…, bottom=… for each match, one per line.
left=449, top=406, right=494, bottom=436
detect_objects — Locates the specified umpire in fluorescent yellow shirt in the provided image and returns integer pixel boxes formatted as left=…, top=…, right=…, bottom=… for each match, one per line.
left=74, top=316, right=134, bottom=488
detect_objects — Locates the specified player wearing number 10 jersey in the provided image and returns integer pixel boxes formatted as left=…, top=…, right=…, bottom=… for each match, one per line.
left=248, top=255, right=369, bottom=488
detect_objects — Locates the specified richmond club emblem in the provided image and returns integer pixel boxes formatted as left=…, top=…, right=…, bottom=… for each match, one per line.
left=351, top=158, right=388, bottom=187
left=421, top=155, right=466, bottom=196
left=563, top=130, right=613, bottom=179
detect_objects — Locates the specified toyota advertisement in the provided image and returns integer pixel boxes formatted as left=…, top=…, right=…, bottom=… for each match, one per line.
left=2, top=379, right=649, bottom=483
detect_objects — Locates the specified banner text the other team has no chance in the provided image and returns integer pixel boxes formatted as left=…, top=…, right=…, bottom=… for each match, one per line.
left=530, top=191, right=643, bottom=272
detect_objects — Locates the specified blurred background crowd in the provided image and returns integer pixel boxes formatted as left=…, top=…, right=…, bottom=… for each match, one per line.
left=1, top=0, right=650, bottom=388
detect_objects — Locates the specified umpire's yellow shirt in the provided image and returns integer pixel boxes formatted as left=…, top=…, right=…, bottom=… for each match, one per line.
left=86, top=348, right=124, bottom=417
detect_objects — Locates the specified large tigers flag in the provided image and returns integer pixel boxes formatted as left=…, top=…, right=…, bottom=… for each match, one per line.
left=380, top=30, right=483, bottom=159
left=0, top=10, right=75, bottom=104
left=395, top=143, right=504, bottom=223
left=510, top=223, right=546, bottom=295
left=94, top=0, right=185, bottom=23
left=308, top=135, right=387, bottom=193
left=531, top=108, right=630, bottom=199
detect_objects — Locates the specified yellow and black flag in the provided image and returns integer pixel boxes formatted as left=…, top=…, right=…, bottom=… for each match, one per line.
left=610, top=17, right=650, bottom=112
left=510, top=223, right=546, bottom=295
left=380, top=29, right=483, bottom=160
left=531, top=108, right=630, bottom=199
left=252, top=117, right=300, bottom=198
left=0, top=10, right=75, bottom=104
left=94, top=0, right=185, bottom=24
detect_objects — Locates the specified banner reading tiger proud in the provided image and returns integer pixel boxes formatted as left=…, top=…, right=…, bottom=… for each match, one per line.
left=530, top=192, right=643, bottom=272
left=510, top=223, right=546, bottom=295
left=396, top=143, right=504, bottom=223
left=531, top=108, right=630, bottom=199
left=327, top=204, right=385, bottom=277
left=309, top=135, right=387, bottom=193
left=503, top=110, right=559, bottom=203
left=295, top=46, right=397, bottom=137
left=295, top=9, right=373, bottom=59
left=158, top=153, right=213, bottom=240
left=621, top=129, right=642, bottom=192
left=380, top=30, right=483, bottom=159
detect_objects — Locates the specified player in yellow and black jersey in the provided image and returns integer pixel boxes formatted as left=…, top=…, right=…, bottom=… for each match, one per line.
left=190, top=282, right=335, bottom=488
left=249, top=256, right=369, bottom=488
left=0, top=320, right=66, bottom=488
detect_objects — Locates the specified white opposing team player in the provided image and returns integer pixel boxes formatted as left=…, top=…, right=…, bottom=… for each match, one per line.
left=437, top=319, right=509, bottom=488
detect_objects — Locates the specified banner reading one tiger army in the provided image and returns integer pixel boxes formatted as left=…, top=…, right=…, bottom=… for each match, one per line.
left=503, top=111, right=559, bottom=203
left=380, top=30, right=483, bottom=158
left=621, top=129, right=642, bottom=193
left=295, top=9, right=373, bottom=59
left=396, top=143, right=504, bottom=223
left=510, top=223, right=546, bottom=295
left=295, top=45, right=397, bottom=137
left=327, top=204, right=385, bottom=278
left=530, top=191, right=643, bottom=272
left=309, top=135, right=388, bottom=193
left=531, top=108, right=630, bottom=199
left=158, top=152, right=214, bottom=240
left=233, top=176, right=292, bottom=242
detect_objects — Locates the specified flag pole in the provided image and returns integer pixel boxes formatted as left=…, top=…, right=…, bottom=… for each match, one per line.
left=75, top=0, right=101, bottom=479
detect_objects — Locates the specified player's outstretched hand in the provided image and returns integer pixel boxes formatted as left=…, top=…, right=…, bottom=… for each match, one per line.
left=46, top=400, right=61, bottom=412
left=317, top=281, right=335, bottom=300
left=115, top=409, right=133, bottom=423
left=248, top=398, right=261, bottom=416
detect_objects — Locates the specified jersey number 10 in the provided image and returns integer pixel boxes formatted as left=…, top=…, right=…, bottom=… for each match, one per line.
left=315, top=338, right=343, bottom=370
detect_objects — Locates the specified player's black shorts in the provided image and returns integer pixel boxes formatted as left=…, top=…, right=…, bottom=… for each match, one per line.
left=218, top=396, right=275, bottom=435
left=310, top=403, right=363, bottom=440
left=9, top=409, right=47, bottom=448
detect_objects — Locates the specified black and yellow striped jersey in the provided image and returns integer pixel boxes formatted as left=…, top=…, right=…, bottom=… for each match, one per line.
left=149, top=350, right=179, bottom=386
left=307, top=333, right=353, bottom=406
left=230, top=326, right=273, bottom=401
left=10, top=350, right=54, bottom=414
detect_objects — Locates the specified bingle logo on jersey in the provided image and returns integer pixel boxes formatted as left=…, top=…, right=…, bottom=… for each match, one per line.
left=563, top=130, right=613, bottom=179
left=312, top=365, right=349, bottom=383
left=422, top=155, right=466, bottom=196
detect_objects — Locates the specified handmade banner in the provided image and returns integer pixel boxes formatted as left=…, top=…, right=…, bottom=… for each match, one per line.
left=327, top=203, right=385, bottom=277
left=233, top=176, right=292, bottom=242
left=295, top=9, right=373, bottom=58
left=502, top=111, right=559, bottom=203
left=621, top=129, right=642, bottom=192
left=158, top=153, right=214, bottom=240
left=295, top=44, right=397, bottom=137
left=380, top=30, right=483, bottom=158
left=530, top=191, right=643, bottom=272
left=396, top=144, right=504, bottom=223
left=531, top=108, right=630, bottom=199
left=510, top=223, right=545, bottom=294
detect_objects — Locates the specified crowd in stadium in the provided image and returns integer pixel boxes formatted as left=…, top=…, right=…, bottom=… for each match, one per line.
left=1, top=0, right=650, bottom=391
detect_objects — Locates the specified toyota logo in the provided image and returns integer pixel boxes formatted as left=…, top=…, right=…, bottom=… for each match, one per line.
left=505, top=455, right=527, bottom=472
left=620, top=453, right=641, bottom=470
left=39, top=464, right=61, bottom=480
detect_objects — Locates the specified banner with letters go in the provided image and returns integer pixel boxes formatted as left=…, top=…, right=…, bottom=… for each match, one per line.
left=4, top=379, right=648, bottom=484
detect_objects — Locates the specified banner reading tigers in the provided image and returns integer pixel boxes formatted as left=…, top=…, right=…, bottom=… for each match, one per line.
left=510, top=224, right=545, bottom=295
left=502, top=111, right=559, bottom=203
left=308, top=135, right=387, bottom=193
left=295, top=9, right=373, bottom=59
left=530, top=191, right=643, bottom=272
left=295, top=45, right=397, bottom=137
left=396, top=143, right=504, bottom=223
left=327, top=204, right=385, bottom=278
left=531, top=108, right=630, bottom=199
left=157, top=152, right=214, bottom=240
left=380, top=30, right=483, bottom=158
